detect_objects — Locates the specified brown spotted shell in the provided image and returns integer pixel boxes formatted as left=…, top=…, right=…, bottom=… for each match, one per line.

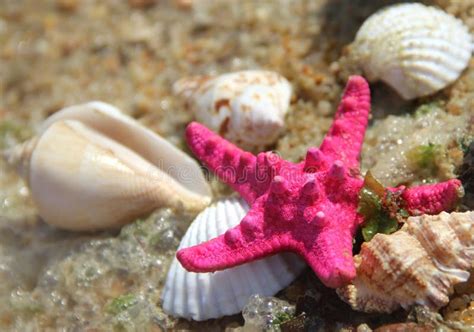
left=173, top=70, right=292, bottom=150
left=337, top=211, right=474, bottom=313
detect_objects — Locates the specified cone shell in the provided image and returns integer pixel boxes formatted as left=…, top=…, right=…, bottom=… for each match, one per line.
left=173, top=70, right=292, bottom=150
left=351, top=3, right=473, bottom=100
left=3, top=102, right=212, bottom=231
left=162, top=197, right=306, bottom=321
left=337, top=211, right=474, bottom=313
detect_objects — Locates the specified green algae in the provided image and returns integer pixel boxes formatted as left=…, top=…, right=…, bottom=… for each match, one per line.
left=359, top=189, right=398, bottom=242
left=272, top=311, right=294, bottom=327
left=358, top=172, right=399, bottom=242
left=0, top=121, right=31, bottom=148
left=459, top=136, right=473, bottom=155
left=413, top=101, right=443, bottom=118
left=106, top=294, right=138, bottom=315
left=360, top=206, right=398, bottom=242
left=406, top=143, right=443, bottom=172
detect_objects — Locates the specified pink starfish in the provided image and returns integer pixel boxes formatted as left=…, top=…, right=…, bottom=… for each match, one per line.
left=177, top=76, right=462, bottom=288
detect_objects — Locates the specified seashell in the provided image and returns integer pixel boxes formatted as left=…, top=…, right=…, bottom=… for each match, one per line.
left=3, top=101, right=212, bottom=231
left=351, top=3, right=473, bottom=100
left=162, top=197, right=306, bottom=321
left=337, top=211, right=474, bottom=313
left=173, top=70, right=292, bottom=150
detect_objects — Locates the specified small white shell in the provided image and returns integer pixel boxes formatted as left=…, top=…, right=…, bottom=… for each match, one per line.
left=162, top=197, right=306, bottom=321
left=174, top=70, right=292, bottom=150
left=351, top=3, right=473, bottom=100
left=3, top=102, right=212, bottom=231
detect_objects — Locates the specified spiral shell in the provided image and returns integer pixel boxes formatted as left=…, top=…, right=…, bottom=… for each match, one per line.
left=162, top=197, right=306, bottom=321
left=174, top=70, right=292, bottom=150
left=351, top=3, right=472, bottom=100
left=3, top=101, right=212, bottom=231
left=337, top=211, right=474, bottom=313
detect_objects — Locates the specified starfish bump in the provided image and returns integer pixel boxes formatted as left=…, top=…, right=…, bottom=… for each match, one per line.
left=177, top=76, right=463, bottom=288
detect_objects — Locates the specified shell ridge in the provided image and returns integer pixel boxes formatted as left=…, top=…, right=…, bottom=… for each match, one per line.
left=337, top=211, right=474, bottom=313
left=162, top=256, right=178, bottom=314
left=206, top=200, right=230, bottom=316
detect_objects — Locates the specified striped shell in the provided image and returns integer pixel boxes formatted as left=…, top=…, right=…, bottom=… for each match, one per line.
left=173, top=70, right=292, bottom=150
left=337, top=211, right=474, bottom=313
left=351, top=3, right=473, bottom=100
left=162, top=197, right=306, bottom=321
left=3, top=102, right=212, bottom=231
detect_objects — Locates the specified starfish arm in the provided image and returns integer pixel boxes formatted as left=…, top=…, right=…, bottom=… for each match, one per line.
left=177, top=202, right=281, bottom=272
left=399, top=179, right=463, bottom=215
left=319, top=75, right=371, bottom=170
left=185, top=122, right=260, bottom=203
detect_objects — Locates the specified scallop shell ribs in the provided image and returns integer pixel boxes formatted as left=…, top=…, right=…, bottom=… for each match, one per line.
left=162, top=197, right=306, bottom=321
left=351, top=3, right=472, bottom=99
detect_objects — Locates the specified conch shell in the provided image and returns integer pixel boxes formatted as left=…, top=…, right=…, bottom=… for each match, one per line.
left=3, top=101, right=212, bottom=231
left=350, top=3, right=472, bottom=100
left=337, top=211, right=474, bottom=313
left=173, top=70, right=292, bottom=150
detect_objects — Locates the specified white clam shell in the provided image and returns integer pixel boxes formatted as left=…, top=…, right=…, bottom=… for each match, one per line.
left=162, top=197, right=306, bottom=321
left=352, top=3, right=473, bottom=100
left=174, top=70, right=292, bottom=149
left=3, top=102, right=212, bottom=231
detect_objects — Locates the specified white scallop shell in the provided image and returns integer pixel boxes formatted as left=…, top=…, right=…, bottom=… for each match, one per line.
left=352, top=3, right=473, bottom=100
left=162, top=197, right=306, bottom=321
left=174, top=70, right=292, bottom=150
left=3, top=101, right=212, bottom=231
